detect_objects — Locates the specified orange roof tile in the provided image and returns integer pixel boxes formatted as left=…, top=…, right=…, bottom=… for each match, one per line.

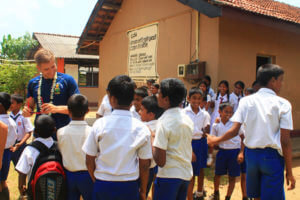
left=213, top=0, right=300, bottom=24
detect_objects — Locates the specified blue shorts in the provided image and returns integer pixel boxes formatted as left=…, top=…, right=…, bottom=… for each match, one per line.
left=192, top=138, right=208, bottom=175
left=11, top=142, right=26, bottom=166
left=92, top=179, right=139, bottom=200
left=66, top=170, right=93, bottom=200
left=245, top=147, right=285, bottom=200
left=153, top=178, right=190, bottom=200
left=0, top=149, right=11, bottom=181
left=215, top=148, right=240, bottom=177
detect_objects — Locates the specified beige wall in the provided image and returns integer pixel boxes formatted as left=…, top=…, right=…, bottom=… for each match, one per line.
left=99, top=0, right=196, bottom=99
left=218, top=13, right=300, bottom=129
left=79, top=87, right=100, bottom=105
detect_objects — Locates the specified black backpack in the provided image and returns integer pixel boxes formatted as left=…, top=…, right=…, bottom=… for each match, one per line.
left=27, top=141, right=67, bottom=200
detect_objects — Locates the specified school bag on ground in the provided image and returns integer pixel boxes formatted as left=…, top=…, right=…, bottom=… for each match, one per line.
left=27, top=141, right=67, bottom=200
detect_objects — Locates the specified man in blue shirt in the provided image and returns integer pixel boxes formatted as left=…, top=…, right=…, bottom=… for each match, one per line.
left=23, top=48, right=79, bottom=140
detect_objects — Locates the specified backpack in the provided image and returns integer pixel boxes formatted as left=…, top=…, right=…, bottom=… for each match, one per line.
left=27, top=141, right=67, bottom=200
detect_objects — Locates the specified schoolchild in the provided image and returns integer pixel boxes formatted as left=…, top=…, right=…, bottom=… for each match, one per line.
left=9, top=94, right=34, bottom=166
left=16, top=115, right=56, bottom=197
left=210, top=80, right=230, bottom=127
left=0, top=92, right=17, bottom=199
left=198, top=81, right=212, bottom=111
left=57, top=94, right=93, bottom=200
left=139, top=95, right=164, bottom=198
left=152, top=78, right=194, bottom=200
left=82, top=75, right=152, bottom=200
left=150, top=83, right=160, bottom=96
left=96, top=93, right=112, bottom=118
left=203, top=75, right=215, bottom=98
left=229, top=81, right=245, bottom=112
left=208, top=64, right=296, bottom=200
left=208, top=103, right=244, bottom=200
left=184, top=87, right=210, bottom=200
left=130, top=87, right=148, bottom=120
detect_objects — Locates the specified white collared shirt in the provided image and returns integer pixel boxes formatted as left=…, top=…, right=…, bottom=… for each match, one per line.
left=0, top=114, right=17, bottom=148
left=229, top=92, right=243, bottom=112
left=153, top=107, right=193, bottom=181
left=97, top=95, right=112, bottom=117
left=211, top=94, right=229, bottom=126
left=57, top=120, right=91, bottom=172
left=231, top=88, right=293, bottom=155
left=144, top=120, right=158, bottom=168
left=208, top=87, right=215, bottom=99
left=82, top=109, right=152, bottom=181
left=16, top=137, right=54, bottom=181
left=211, top=121, right=244, bottom=149
left=184, top=105, right=210, bottom=139
left=10, top=111, right=34, bottom=141
left=130, top=105, right=141, bottom=120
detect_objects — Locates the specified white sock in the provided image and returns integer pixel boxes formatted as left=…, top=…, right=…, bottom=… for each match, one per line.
left=195, top=191, right=203, bottom=197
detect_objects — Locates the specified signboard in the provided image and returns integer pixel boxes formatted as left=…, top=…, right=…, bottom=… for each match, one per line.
left=127, top=23, right=159, bottom=81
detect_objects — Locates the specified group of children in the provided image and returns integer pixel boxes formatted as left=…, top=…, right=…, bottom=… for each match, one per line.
left=0, top=63, right=295, bottom=200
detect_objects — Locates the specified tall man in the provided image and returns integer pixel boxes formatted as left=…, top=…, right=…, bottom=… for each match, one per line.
left=23, top=48, right=79, bottom=140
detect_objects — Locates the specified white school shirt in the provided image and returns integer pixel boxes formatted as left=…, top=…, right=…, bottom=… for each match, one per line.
left=211, top=94, right=229, bottom=126
left=10, top=111, right=34, bottom=142
left=0, top=114, right=17, bottom=148
left=82, top=109, right=152, bottom=181
left=211, top=121, right=244, bottom=149
left=130, top=105, right=141, bottom=120
left=184, top=105, right=210, bottom=139
left=208, top=87, right=215, bottom=99
left=153, top=107, right=193, bottom=181
left=16, top=137, right=54, bottom=181
left=229, top=92, right=243, bottom=112
left=97, top=95, right=112, bottom=117
left=231, top=88, right=293, bottom=155
left=144, top=120, right=158, bottom=168
left=57, top=120, right=91, bottom=172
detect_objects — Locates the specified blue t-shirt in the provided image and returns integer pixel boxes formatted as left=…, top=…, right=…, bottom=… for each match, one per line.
left=27, top=72, right=80, bottom=139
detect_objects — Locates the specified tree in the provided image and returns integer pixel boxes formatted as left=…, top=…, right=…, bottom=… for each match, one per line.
left=0, top=33, right=38, bottom=98
left=0, top=32, right=38, bottom=59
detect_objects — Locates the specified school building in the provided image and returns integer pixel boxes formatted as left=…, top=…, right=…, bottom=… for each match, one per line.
left=76, top=0, right=300, bottom=134
left=29, top=32, right=100, bottom=106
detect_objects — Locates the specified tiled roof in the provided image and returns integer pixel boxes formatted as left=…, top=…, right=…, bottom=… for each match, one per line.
left=213, top=0, right=300, bottom=24
left=33, top=32, right=99, bottom=59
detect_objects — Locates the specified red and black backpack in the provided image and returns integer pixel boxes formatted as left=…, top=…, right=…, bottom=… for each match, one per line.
left=27, top=141, right=67, bottom=200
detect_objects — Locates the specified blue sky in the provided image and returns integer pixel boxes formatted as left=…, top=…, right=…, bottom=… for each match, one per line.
left=0, top=0, right=299, bottom=40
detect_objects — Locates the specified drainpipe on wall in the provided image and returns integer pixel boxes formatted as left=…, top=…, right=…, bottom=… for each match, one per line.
left=195, top=11, right=199, bottom=61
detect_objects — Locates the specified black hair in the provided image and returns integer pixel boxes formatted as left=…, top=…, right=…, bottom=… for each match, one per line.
left=153, top=83, right=159, bottom=89
left=188, top=87, right=203, bottom=98
left=203, top=75, right=211, bottom=85
left=0, top=92, right=11, bottom=111
left=257, top=64, right=284, bottom=86
left=160, top=78, right=186, bottom=108
left=147, top=79, right=156, bottom=84
left=67, top=94, right=89, bottom=118
left=141, top=96, right=164, bottom=119
left=107, top=75, right=135, bottom=106
left=234, top=81, right=245, bottom=96
left=135, top=87, right=148, bottom=98
left=11, top=94, right=24, bottom=104
left=245, top=87, right=255, bottom=95
left=219, top=102, right=233, bottom=111
left=34, top=115, right=56, bottom=138
left=215, top=80, right=230, bottom=101
left=197, top=81, right=208, bottom=96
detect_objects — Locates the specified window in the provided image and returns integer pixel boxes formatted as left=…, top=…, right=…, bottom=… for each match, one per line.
left=256, top=55, right=276, bottom=74
left=78, top=65, right=99, bottom=87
